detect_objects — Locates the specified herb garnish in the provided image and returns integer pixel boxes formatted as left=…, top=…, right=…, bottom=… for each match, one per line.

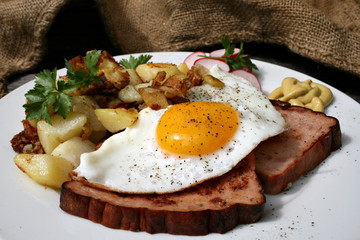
left=23, top=50, right=102, bottom=125
left=201, top=35, right=257, bottom=72
left=119, top=54, right=152, bottom=69
left=65, top=50, right=102, bottom=89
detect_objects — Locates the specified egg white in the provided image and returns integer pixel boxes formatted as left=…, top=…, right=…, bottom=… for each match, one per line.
left=74, top=66, right=286, bottom=194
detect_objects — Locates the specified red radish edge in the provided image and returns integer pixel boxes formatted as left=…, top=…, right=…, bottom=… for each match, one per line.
left=194, top=58, right=230, bottom=72
left=184, top=51, right=262, bottom=91
left=209, top=48, right=240, bottom=58
left=184, top=51, right=206, bottom=69
left=230, top=69, right=261, bottom=90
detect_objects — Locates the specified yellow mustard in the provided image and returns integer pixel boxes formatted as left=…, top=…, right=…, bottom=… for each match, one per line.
left=268, top=77, right=333, bottom=112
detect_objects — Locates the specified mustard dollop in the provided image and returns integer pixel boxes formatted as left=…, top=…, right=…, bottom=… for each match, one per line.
left=268, top=77, right=333, bottom=112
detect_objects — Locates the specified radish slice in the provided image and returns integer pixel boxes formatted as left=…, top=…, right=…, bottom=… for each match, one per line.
left=194, top=58, right=230, bottom=72
left=231, top=69, right=261, bottom=90
left=184, top=51, right=206, bottom=68
left=209, top=48, right=240, bottom=58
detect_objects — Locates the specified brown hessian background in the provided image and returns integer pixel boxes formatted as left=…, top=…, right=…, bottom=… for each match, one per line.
left=1, top=0, right=359, bottom=100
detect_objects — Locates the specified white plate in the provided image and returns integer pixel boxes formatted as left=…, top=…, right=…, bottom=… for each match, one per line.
left=1, top=52, right=360, bottom=240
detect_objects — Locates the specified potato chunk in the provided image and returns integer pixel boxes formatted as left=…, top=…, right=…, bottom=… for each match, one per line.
left=72, top=95, right=107, bottom=143
left=51, top=136, right=96, bottom=168
left=136, top=63, right=181, bottom=82
left=14, top=154, right=73, bottom=189
left=100, top=66, right=130, bottom=90
left=193, top=64, right=224, bottom=87
left=126, top=69, right=143, bottom=85
left=118, top=85, right=143, bottom=104
left=138, top=87, right=169, bottom=110
left=37, top=112, right=87, bottom=154
left=94, top=108, right=139, bottom=133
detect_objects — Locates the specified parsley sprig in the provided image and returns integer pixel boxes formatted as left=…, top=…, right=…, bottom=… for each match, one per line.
left=201, top=35, right=257, bottom=72
left=23, top=50, right=102, bottom=125
left=65, top=50, right=102, bottom=88
left=119, top=54, right=152, bottom=69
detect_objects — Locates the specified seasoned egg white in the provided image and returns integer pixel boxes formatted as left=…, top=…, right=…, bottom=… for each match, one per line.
left=74, top=66, right=286, bottom=194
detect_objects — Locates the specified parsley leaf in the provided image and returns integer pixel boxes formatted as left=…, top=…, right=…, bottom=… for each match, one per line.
left=119, top=54, right=152, bottom=69
left=84, top=50, right=102, bottom=76
left=201, top=35, right=257, bottom=72
left=23, top=50, right=103, bottom=125
left=52, top=93, right=72, bottom=118
left=222, top=35, right=235, bottom=59
left=65, top=50, right=102, bottom=88
left=23, top=68, right=73, bottom=124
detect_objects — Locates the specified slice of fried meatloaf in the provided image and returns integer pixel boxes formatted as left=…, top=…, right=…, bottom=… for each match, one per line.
left=254, top=100, right=341, bottom=194
left=60, top=153, right=265, bottom=236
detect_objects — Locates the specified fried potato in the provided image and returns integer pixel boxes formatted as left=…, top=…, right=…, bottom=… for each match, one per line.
left=136, top=63, right=181, bottom=82
left=99, top=66, right=130, bottom=90
left=138, top=87, right=169, bottom=110
left=118, top=85, right=143, bottom=104
left=193, top=64, right=224, bottom=87
left=14, top=154, right=73, bottom=189
left=51, top=136, right=96, bottom=168
left=95, top=108, right=139, bottom=133
left=178, top=62, right=189, bottom=74
left=37, top=112, right=87, bottom=154
left=72, top=95, right=107, bottom=143
left=126, top=69, right=143, bottom=85
left=98, top=50, right=119, bottom=69
left=161, top=73, right=188, bottom=96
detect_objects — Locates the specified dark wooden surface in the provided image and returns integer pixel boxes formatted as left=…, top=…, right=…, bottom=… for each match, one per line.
left=7, top=0, right=360, bottom=103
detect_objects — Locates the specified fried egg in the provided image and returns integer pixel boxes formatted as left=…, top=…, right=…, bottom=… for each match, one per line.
left=74, top=66, right=286, bottom=194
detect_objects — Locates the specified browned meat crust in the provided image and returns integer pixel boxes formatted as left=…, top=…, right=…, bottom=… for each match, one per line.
left=10, top=120, right=44, bottom=154
left=60, top=153, right=265, bottom=235
left=254, top=100, right=341, bottom=194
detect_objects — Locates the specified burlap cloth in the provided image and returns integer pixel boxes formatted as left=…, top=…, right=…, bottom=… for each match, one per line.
left=1, top=0, right=359, bottom=98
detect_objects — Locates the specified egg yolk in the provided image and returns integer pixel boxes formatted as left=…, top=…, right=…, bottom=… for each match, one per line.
left=156, top=101, right=240, bottom=155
